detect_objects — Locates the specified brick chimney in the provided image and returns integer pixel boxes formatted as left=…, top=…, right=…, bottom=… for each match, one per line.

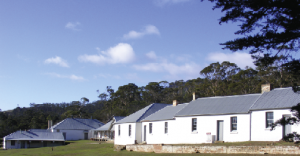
left=193, top=92, right=196, bottom=101
left=261, top=84, right=273, bottom=93
left=173, top=100, right=178, bottom=106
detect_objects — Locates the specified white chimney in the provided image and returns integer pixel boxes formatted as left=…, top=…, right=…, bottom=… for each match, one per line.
left=173, top=100, right=178, bottom=106
left=193, top=92, right=196, bottom=101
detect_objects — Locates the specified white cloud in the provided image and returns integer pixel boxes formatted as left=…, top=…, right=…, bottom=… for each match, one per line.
left=123, top=25, right=160, bottom=40
left=45, top=73, right=85, bottom=81
left=133, top=62, right=200, bottom=77
left=44, top=56, right=70, bottom=68
left=65, top=22, right=81, bottom=31
left=154, top=0, right=190, bottom=7
left=145, top=51, right=157, bottom=60
left=78, top=43, right=135, bottom=65
left=95, top=73, right=121, bottom=79
left=206, top=52, right=255, bottom=68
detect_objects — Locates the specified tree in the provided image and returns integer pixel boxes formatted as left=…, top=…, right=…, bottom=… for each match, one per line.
left=207, top=0, right=300, bottom=86
left=207, top=0, right=300, bottom=140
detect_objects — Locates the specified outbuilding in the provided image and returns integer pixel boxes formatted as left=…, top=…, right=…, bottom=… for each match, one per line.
left=3, top=129, right=65, bottom=149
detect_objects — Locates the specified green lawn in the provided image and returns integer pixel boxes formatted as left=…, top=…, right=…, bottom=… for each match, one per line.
left=0, top=140, right=298, bottom=156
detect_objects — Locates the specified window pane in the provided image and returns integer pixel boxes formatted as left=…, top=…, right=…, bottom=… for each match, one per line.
left=192, top=118, right=197, bottom=131
left=231, top=117, right=237, bottom=131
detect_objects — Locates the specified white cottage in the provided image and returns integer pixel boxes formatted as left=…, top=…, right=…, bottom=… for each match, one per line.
left=250, top=86, right=300, bottom=141
left=142, top=94, right=261, bottom=144
left=3, top=129, right=65, bottom=149
left=114, top=103, right=170, bottom=145
left=50, top=118, right=104, bottom=141
left=91, top=116, right=125, bottom=140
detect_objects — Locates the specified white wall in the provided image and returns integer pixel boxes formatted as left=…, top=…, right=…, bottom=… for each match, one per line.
left=59, top=129, right=87, bottom=141
left=251, top=109, right=300, bottom=141
left=114, top=123, right=136, bottom=145
left=135, top=123, right=142, bottom=144
left=3, top=140, right=27, bottom=149
left=142, top=114, right=250, bottom=144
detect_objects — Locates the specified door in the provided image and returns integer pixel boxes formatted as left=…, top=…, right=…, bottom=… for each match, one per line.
left=283, top=115, right=291, bottom=138
left=21, top=141, right=25, bottom=148
left=63, top=132, right=66, bottom=140
left=144, top=125, right=146, bottom=141
left=43, top=141, right=47, bottom=147
left=84, top=133, right=88, bottom=140
left=217, top=120, right=224, bottom=141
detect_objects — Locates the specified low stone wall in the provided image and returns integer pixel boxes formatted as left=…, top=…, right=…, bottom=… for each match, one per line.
left=126, top=144, right=300, bottom=154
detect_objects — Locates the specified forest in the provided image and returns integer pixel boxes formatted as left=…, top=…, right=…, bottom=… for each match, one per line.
left=0, top=56, right=299, bottom=138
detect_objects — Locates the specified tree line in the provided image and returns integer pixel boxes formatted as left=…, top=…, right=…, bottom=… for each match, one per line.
left=0, top=58, right=299, bottom=138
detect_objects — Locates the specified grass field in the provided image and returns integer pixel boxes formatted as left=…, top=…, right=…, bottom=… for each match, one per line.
left=0, top=140, right=298, bottom=156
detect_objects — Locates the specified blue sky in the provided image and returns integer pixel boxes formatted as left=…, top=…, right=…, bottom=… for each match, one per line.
left=0, top=0, right=256, bottom=111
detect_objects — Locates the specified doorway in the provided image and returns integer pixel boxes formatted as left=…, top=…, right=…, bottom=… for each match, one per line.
left=84, top=133, right=88, bottom=140
left=21, top=141, right=25, bottom=148
left=217, top=120, right=224, bottom=141
left=283, top=115, right=291, bottom=138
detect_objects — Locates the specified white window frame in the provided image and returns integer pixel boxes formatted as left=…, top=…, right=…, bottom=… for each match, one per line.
left=129, top=125, right=131, bottom=136
left=266, top=112, right=274, bottom=128
left=192, top=118, right=197, bottom=132
left=149, top=123, right=152, bottom=134
left=164, top=122, right=168, bottom=134
left=230, top=116, right=237, bottom=132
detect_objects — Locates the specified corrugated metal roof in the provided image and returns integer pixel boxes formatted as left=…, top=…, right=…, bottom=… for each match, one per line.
left=142, top=103, right=188, bottom=121
left=95, top=116, right=125, bottom=131
left=95, top=120, right=112, bottom=131
left=4, top=130, right=65, bottom=141
left=51, top=118, right=104, bottom=130
left=114, top=116, right=125, bottom=122
left=250, top=87, right=300, bottom=110
left=116, top=103, right=171, bottom=124
left=176, top=94, right=261, bottom=116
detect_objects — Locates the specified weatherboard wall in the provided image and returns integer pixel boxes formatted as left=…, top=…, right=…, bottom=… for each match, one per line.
left=251, top=109, right=300, bottom=141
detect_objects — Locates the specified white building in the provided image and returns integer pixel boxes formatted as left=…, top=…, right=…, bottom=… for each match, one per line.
left=3, top=129, right=65, bottom=149
left=142, top=93, right=260, bottom=144
left=114, top=103, right=170, bottom=145
left=118, top=84, right=300, bottom=145
left=91, top=116, right=125, bottom=140
left=250, top=86, right=300, bottom=141
left=50, top=118, right=104, bottom=141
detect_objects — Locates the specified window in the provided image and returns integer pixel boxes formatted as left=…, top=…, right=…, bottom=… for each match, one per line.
left=11, top=140, right=15, bottom=146
left=165, top=122, right=168, bottom=134
left=118, top=125, right=121, bottom=136
left=266, top=112, right=274, bottom=128
left=231, top=117, right=237, bottom=131
left=192, top=118, right=197, bottom=131
left=129, top=125, right=131, bottom=136
left=149, top=123, right=152, bottom=134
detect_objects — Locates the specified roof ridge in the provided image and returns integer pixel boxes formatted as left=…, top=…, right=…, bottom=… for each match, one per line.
left=196, top=93, right=261, bottom=100
left=141, top=104, right=169, bottom=121
left=136, top=103, right=155, bottom=122
left=174, top=103, right=189, bottom=117
left=51, top=118, right=67, bottom=129
left=73, top=118, right=97, bottom=129
left=248, top=93, right=263, bottom=110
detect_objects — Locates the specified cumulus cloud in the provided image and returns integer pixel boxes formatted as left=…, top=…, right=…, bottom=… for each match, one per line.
left=45, top=73, right=85, bottom=81
left=44, top=56, right=69, bottom=68
left=154, top=0, right=190, bottom=7
left=65, top=22, right=81, bottom=31
left=145, top=51, right=157, bottom=60
left=78, top=43, right=135, bottom=65
left=206, top=52, right=255, bottom=68
left=123, top=25, right=160, bottom=40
